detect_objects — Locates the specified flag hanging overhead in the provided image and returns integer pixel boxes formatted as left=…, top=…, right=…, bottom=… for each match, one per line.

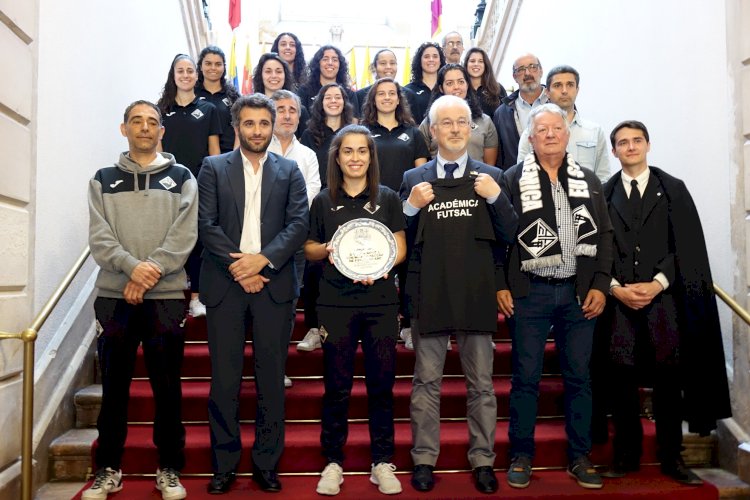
left=362, top=46, right=373, bottom=88
left=431, top=0, right=442, bottom=38
left=229, top=0, right=241, bottom=30
left=402, top=46, right=411, bottom=85
left=242, top=42, right=253, bottom=95
left=348, top=48, right=358, bottom=91
left=229, top=34, right=239, bottom=90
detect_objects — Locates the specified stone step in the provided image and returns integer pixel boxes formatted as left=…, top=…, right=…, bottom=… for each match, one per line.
left=48, top=428, right=97, bottom=481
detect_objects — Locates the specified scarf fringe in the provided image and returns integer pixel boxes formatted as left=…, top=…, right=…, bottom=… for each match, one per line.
left=575, top=243, right=598, bottom=257
left=520, top=254, right=563, bottom=272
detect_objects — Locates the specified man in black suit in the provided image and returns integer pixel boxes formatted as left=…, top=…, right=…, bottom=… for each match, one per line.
left=401, top=94, right=517, bottom=494
left=597, top=120, right=731, bottom=484
left=198, top=93, right=309, bottom=494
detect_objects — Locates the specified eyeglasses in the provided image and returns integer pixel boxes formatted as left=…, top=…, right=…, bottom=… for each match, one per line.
left=438, top=118, right=470, bottom=130
left=445, top=41, right=463, bottom=48
left=513, top=63, right=541, bottom=74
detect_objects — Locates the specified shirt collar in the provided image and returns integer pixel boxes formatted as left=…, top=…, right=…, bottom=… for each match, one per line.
left=240, top=149, right=268, bottom=173
left=621, top=166, right=650, bottom=188
left=436, top=151, right=469, bottom=177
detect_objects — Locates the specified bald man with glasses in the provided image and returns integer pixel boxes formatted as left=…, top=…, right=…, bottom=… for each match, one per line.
left=492, top=53, right=549, bottom=169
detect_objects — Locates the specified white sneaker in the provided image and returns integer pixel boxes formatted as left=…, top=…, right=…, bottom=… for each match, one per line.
left=297, top=328, right=321, bottom=351
left=82, top=467, right=123, bottom=499
left=316, top=462, right=344, bottom=495
left=370, top=462, right=402, bottom=495
left=155, top=468, right=186, bottom=500
left=284, top=375, right=293, bottom=388
left=189, top=298, right=206, bottom=317
left=489, top=337, right=496, bottom=349
left=399, top=328, right=413, bottom=350
left=446, top=337, right=452, bottom=351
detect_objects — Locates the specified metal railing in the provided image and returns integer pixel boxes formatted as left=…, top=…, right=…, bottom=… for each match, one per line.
left=714, top=283, right=750, bottom=326
left=0, top=247, right=90, bottom=500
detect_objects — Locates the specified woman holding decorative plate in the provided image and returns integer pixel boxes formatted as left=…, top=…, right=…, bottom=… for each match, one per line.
left=304, top=124, right=406, bottom=496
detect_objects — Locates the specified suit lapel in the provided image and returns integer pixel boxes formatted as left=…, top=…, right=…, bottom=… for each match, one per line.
left=260, top=154, right=280, bottom=219
left=610, top=179, right=631, bottom=229
left=640, top=175, right=663, bottom=225
left=227, top=150, right=245, bottom=225
left=420, top=160, right=438, bottom=182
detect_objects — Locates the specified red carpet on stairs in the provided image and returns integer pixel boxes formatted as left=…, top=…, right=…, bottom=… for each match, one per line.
left=73, top=467, right=719, bottom=499
left=75, top=312, right=717, bottom=499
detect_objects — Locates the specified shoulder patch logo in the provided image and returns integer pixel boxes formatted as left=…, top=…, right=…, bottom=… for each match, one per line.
left=363, top=201, right=380, bottom=214
left=191, top=109, right=204, bottom=120
left=159, top=176, right=177, bottom=190
left=518, top=218, right=558, bottom=258
left=109, top=179, right=124, bottom=189
left=222, top=97, right=231, bottom=107
left=397, top=132, right=410, bottom=142
left=572, top=205, right=597, bottom=243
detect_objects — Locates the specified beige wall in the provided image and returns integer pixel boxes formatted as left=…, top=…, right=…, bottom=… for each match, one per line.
left=0, top=1, right=205, bottom=497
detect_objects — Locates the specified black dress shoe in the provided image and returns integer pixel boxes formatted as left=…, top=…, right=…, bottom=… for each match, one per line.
left=473, top=466, right=499, bottom=494
left=661, top=460, right=703, bottom=485
left=207, top=471, right=236, bottom=494
left=411, top=464, right=435, bottom=492
left=252, top=464, right=282, bottom=492
left=600, top=459, right=639, bottom=478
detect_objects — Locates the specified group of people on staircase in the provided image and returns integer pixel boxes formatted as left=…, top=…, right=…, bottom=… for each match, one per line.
left=83, top=29, right=731, bottom=500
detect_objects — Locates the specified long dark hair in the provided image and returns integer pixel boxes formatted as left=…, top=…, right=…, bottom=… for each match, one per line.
left=271, top=32, right=307, bottom=87
left=299, top=45, right=351, bottom=99
left=157, top=54, right=195, bottom=114
left=360, top=77, right=415, bottom=127
left=252, top=52, right=294, bottom=95
left=426, top=63, right=483, bottom=120
left=196, top=45, right=240, bottom=101
left=410, top=41, right=446, bottom=85
left=463, top=47, right=503, bottom=110
left=306, top=83, right=354, bottom=148
left=327, top=124, right=380, bottom=207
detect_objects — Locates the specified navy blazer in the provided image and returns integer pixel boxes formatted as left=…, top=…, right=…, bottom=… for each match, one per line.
left=197, top=149, right=309, bottom=306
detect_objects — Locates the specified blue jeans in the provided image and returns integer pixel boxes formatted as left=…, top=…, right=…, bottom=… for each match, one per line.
left=507, top=281, right=595, bottom=462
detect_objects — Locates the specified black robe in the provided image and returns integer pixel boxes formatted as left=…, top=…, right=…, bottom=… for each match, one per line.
left=598, top=166, right=731, bottom=436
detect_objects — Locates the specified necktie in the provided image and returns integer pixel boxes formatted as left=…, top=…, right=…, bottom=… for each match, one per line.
left=629, top=179, right=642, bottom=225
left=444, top=162, right=459, bottom=179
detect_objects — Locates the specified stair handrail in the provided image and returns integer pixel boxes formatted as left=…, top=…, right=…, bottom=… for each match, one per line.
left=714, top=283, right=750, bottom=326
left=0, top=246, right=91, bottom=500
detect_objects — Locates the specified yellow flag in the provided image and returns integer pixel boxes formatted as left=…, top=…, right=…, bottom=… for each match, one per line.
left=348, top=48, right=358, bottom=90
left=362, top=46, right=372, bottom=87
left=402, top=46, right=411, bottom=85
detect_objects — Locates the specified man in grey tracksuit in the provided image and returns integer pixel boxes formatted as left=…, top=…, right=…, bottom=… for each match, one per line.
left=84, top=100, right=197, bottom=500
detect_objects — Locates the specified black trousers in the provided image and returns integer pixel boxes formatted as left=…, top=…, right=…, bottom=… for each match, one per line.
left=610, top=364, right=684, bottom=465
left=94, top=297, right=186, bottom=471
left=302, top=260, right=323, bottom=329
left=318, top=305, right=398, bottom=465
left=207, top=285, right=293, bottom=473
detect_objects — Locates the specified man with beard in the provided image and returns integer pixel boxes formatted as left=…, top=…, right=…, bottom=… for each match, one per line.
left=493, top=53, right=548, bottom=169
left=198, top=93, right=309, bottom=494
left=442, top=31, right=465, bottom=64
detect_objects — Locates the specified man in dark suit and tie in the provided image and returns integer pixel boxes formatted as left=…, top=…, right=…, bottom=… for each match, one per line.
left=596, top=120, right=730, bottom=484
left=400, top=94, right=517, bottom=494
left=198, top=93, right=309, bottom=494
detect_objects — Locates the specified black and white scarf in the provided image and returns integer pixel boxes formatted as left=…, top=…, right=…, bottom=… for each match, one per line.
left=516, top=153, right=599, bottom=271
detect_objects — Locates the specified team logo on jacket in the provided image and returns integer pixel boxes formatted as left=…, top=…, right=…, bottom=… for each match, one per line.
left=191, top=109, right=204, bottom=120
left=572, top=205, right=597, bottom=242
left=222, top=97, right=231, bottom=107
left=518, top=219, right=558, bottom=258
left=159, top=176, right=177, bottom=190
left=397, top=133, right=410, bottom=142
left=109, top=179, right=124, bottom=189
left=363, top=202, right=380, bottom=214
